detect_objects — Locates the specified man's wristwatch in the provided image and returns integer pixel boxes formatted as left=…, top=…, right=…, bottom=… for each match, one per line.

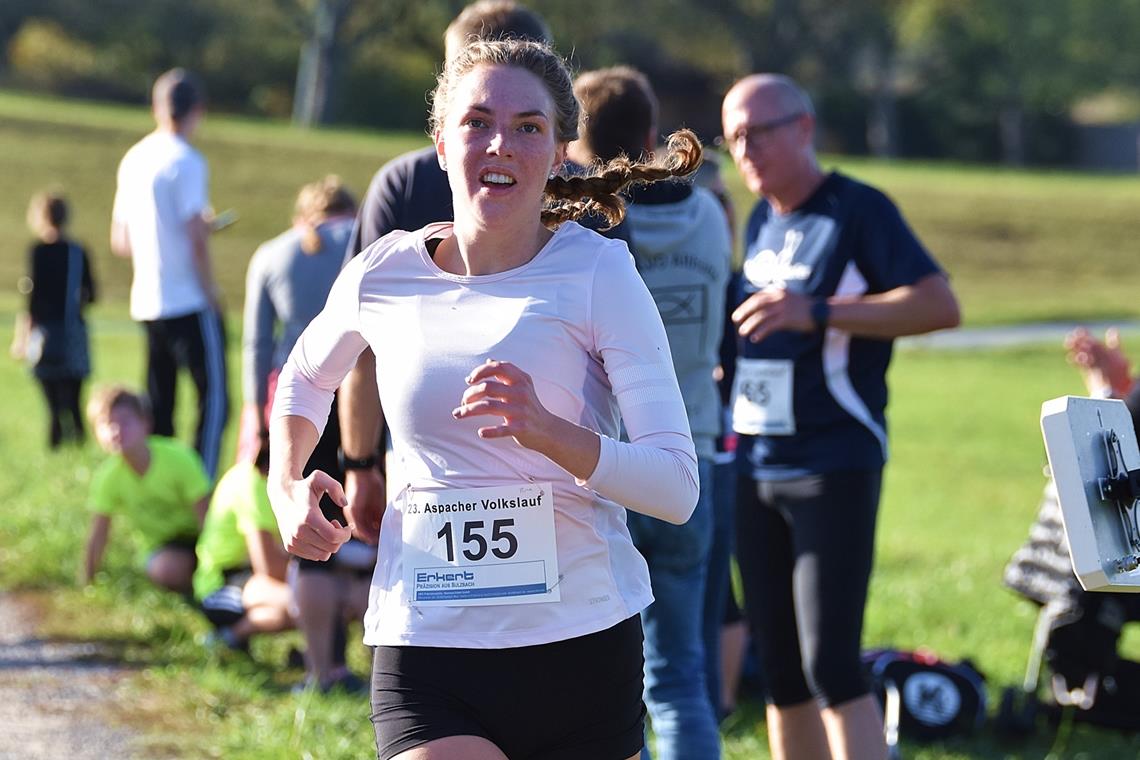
left=810, top=298, right=831, bottom=332
left=338, top=450, right=378, bottom=471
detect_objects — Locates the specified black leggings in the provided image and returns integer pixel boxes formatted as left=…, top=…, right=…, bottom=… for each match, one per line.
left=735, top=468, right=880, bottom=708
left=37, top=377, right=84, bottom=448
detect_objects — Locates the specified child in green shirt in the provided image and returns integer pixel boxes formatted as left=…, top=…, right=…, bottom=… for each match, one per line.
left=82, top=386, right=209, bottom=594
left=194, top=441, right=293, bottom=649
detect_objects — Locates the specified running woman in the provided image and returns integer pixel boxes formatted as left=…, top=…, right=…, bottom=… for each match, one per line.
left=269, top=39, right=701, bottom=760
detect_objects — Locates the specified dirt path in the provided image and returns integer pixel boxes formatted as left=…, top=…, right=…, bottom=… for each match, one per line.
left=0, top=592, right=139, bottom=759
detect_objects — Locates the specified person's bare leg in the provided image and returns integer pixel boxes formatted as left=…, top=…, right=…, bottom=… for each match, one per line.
left=719, top=620, right=749, bottom=714
left=293, top=570, right=340, bottom=686
left=392, top=735, right=508, bottom=760
left=146, top=547, right=195, bottom=594
left=767, top=700, right=829, bottom=760
left=319, top=571, right=371, bottom=685
left=344, top=572, right=370, bottom=620
left=231, top=575, right=293, bottom=641
left=821, top=693, right=888, bottom=760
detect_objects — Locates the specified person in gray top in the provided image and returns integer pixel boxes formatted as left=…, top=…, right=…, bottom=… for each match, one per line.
left=241, top=176, right=373, bottom=693
left=242, top=176, right=356, bottom=416
left=570, top=66, right=731, bottom=760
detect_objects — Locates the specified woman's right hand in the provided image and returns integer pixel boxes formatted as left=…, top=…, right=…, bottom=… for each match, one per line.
left=268, top=469, right=352, bottom=561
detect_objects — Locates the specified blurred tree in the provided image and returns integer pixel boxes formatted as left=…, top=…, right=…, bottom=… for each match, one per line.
left=0, top=1, right=40, bottom=72
left=282, top=0, right=355, bottom=126
left=896, top=0, right=1083, bottom=164
left=277, top=0, right=436, bottom=127
left=694, top=0, right=901, bottom=154
left=4, top=0, right=1140, bottom=164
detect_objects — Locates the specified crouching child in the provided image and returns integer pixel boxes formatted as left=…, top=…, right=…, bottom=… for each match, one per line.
left=82, top=386, right=208, bottom=594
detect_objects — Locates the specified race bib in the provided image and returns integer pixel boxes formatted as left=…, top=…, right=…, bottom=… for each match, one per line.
left=402, top=482, right=561, bottom=607
left=731, top=358, right=795, bottom=435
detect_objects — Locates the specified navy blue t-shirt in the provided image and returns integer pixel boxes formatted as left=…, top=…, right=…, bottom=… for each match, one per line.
left=346, top=146, right=454, bottom=261
left=734, top=172, right=942, bottom=478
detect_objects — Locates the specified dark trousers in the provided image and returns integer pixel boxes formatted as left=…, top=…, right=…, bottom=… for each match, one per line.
left=143, top=309, right=229, bottom=479
left=38, top=377, right=84, bottom=448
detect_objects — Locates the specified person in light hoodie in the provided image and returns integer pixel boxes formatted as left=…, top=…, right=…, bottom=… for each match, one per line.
left=570, top=65, right=731, bottom=760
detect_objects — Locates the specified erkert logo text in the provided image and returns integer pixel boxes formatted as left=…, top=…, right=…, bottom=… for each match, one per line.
left=417, top=570, right=476, bottom=583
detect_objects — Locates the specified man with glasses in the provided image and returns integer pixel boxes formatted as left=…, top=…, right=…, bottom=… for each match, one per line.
left=720, top=74, right=960, bottom=760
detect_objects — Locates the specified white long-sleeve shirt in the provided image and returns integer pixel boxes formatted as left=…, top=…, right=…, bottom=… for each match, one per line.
left=273, top=220, right=697, bottom=647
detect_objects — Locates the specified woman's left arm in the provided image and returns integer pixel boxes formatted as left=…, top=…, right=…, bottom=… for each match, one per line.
left=582, top=244, right=699, bottom=524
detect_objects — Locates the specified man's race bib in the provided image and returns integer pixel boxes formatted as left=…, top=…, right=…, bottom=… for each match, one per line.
left=731, top=358, right=796, bottom=435
left=402, top=482, right=561, bottom=607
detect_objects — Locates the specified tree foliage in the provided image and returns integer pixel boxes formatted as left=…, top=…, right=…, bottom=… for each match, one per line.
left=3, top=0, right=1139, bottom=163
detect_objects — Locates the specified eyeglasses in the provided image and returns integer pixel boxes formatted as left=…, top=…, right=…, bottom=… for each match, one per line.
left=716, top=112, right=805, bottom=151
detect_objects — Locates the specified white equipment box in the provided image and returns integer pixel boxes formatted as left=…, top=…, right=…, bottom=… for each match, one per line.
left=1040, top=396, right=1140, bottom=591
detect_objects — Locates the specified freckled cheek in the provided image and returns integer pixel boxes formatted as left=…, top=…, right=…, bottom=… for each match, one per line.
left=521, top=145, right=558, bottom=177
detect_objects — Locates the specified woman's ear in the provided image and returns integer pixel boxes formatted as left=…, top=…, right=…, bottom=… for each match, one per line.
left=551, top=142, right=568, bottom=177
left=434, top=131, right=448, bottom=172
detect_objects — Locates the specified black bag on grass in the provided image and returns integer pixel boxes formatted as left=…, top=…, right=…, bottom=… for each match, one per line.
left=863, top=648, right=987, bottom=741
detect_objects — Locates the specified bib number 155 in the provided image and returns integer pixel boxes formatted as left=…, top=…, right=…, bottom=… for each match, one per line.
left=437, top=519, right=519, bottom=562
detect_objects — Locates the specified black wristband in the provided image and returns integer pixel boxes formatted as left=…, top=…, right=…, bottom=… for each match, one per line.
left=810, top=298, right=831, bottom=332
left=338, top=450, right=378, bottom=471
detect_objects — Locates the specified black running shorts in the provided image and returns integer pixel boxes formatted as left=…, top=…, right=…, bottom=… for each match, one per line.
left=370, top=615, right=646, bottom=760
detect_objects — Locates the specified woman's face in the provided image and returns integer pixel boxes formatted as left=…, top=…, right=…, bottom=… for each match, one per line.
left=435, top=63, right=566, bottom=232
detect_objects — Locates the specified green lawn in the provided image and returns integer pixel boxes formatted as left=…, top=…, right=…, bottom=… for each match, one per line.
left=4, top=310, right=1140, bottom=758
left=5, top=89, right=1140, bottom=758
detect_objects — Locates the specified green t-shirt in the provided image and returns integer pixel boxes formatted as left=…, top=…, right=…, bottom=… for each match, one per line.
left=88, top=436, right=210, bottom=562
left=193, top=461, right=278, bottom=601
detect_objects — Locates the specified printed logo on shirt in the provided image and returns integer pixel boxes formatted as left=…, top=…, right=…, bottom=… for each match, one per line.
left=651, top=284, right=708, bottom=326
left=743, top=229, right=812, bottom=289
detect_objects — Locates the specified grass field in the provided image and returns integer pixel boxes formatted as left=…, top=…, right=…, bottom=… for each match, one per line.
left=5, top=89, right=1140, bottom=757
left=4, top=318, right=1140, bottom=758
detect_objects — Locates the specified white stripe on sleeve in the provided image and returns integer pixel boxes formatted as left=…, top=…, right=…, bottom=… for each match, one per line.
left=581, top=243, right=698, bottom=524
